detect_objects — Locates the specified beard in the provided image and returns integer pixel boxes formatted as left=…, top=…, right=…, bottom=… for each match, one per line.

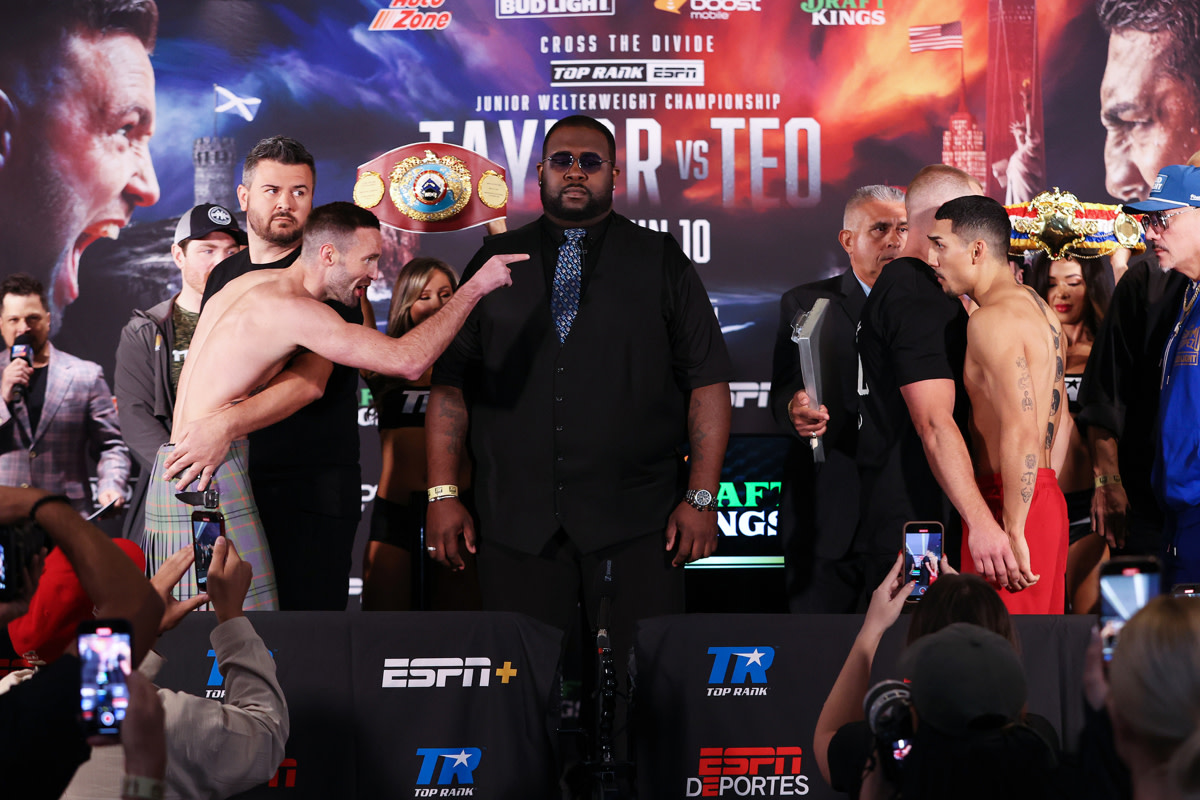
left=541, top=182, right=612, bottom=222
left=248, top=208, right=303, bottom=248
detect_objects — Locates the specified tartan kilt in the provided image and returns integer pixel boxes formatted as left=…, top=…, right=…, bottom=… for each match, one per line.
left=143, top=439, right=279, bottom=610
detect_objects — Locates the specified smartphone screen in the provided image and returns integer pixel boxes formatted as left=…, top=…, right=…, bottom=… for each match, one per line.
left=1100, top=560, right=1161, bottom=661
left=0, top=537, right=9, bottom=600
left=78, top=621, right=132, bottom=736
left=191, top=512, right=225, bottom=591
left=903, top=522, right=944, bottom=599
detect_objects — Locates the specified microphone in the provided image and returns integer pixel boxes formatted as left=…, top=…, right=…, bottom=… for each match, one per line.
left=10, top=332, right=33, bottom=402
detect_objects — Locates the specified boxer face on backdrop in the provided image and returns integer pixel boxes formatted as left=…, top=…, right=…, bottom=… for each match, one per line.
left=537, top=123, right=621, bottom=227
left=0, top=30, right=159, bottom=318
left=839, top=198, right=907, bottom=285
left=237, top=160, right=314, bottom=249
left=1098, top=8, right=1200, bottom=201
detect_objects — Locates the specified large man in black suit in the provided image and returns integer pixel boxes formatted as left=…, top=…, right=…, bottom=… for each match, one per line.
left=769, top=185, right=907, bottom=611
left=426, top=114, right=731, bottom=680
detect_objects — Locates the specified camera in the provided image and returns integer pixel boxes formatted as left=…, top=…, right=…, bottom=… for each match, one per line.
left=865, top=679, right=916, bottom=785
left=0, top=519, right=45, bottom=602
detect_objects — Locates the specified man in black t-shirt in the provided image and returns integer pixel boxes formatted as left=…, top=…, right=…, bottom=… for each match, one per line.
left=858, top=165, right=1031, bottom=594
left=166, top=136, right=362, bottom=610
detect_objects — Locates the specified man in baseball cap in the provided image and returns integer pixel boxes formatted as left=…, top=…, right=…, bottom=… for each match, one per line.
left=113, top=204, right=245, bottom=544
left=1124, top=166, right=1200, bottom=586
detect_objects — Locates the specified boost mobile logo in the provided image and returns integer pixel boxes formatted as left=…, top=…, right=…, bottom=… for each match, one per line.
left=706, top=646, right=773, bottom=696
left=686, top=747, right=809, bottom=796
left=415, top=748, right=482, bottom=796
left=382, top=657, right=519, bottom=688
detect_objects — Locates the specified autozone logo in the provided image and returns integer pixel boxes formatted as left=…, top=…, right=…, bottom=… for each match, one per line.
left=415, top=747, right=482, bottom=795
left=550, top=59, right=704, bottom=86
left=706, top=646, right=773, bottom=696
left=686, top=747, right=809, bottom=796
left=382, top=657, right=519, bottom=688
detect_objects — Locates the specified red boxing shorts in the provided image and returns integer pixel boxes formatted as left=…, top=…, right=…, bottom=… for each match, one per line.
left=961, top=468, right=1067, bottom=614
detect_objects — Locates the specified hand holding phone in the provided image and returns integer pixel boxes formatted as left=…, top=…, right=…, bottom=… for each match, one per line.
left=191, top=511, right=225, bottom=592
left=78, top=619, right=133, bottom=736
left=903, top=521, right=944, bottom=601
left=1099, top=556, right=1161, bottom=661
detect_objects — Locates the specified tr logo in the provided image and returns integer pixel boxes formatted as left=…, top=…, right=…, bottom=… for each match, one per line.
left=706, top=647, right=774, bottom=695
left=416, top=747, right=482, bottom=786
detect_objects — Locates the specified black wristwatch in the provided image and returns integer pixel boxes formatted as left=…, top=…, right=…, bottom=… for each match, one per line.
left=684, top=488, right=718, bottom=512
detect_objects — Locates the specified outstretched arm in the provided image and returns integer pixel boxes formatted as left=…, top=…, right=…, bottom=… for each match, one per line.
left=813, top=554, right=913, bottom=785
left=293, top=254, right=525, bottom=380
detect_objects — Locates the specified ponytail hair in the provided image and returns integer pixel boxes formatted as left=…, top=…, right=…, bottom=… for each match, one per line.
left=1109, top=596, right=1200, bottom=797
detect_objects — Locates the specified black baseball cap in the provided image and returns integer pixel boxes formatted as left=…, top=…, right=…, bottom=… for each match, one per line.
left=173, top=203, right=247, bottom=246
left=898, top=622, right=1027, bottom=736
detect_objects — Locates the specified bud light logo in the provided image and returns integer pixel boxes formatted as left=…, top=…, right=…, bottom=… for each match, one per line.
left=706, top=646, right=773, bottom=696
left=415, top=748, right=481, bottom=796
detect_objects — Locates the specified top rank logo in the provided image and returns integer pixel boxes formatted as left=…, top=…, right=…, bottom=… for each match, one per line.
left=706, top=646, right=774, bottom=696
left=800, top=0, right=885, bottom=25
left=497, top=0, right=615, bottom=18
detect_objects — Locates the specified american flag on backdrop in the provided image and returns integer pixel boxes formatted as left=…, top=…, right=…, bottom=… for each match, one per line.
left=908, top=21, right=963, bottom=52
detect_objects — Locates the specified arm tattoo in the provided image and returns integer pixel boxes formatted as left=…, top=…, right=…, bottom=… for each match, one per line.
left=1045, top=421, right=1055, bottom=452
left=1020, top=455, right=1036, bottom=503
left=1050, top=387, right=1061, bottom=415
left=1016, top=356, right=1034, bottom=412
left=432, top=393, right=469, bottom=458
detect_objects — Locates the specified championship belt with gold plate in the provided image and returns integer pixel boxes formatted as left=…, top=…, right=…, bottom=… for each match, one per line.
left=1006, top=187, right=1145, bottom=259
left=353, top=142, right=508, bottom=233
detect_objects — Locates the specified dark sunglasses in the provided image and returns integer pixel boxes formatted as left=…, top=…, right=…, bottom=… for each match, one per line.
left=541, top=152, right=611, bottom=174
left=1144, top=206, right=1198, bottom=232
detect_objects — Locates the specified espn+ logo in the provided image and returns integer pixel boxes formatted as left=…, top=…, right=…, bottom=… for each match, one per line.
left=382, top=657, right=519, bottom=688
left=686, top=747, right=809, bottom=797
left=706, top=646, right=773, bottom=696
left=415, top=747, right=481, bottom=796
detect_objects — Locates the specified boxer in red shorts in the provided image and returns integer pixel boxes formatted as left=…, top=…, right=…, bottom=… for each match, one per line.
left=927, top=195, right=1068, bottom=613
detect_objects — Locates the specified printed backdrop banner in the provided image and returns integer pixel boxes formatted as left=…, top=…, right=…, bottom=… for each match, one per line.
left=34, top=0, right=1117, bottom=583
left=633, top=613, right=1093, bottom=799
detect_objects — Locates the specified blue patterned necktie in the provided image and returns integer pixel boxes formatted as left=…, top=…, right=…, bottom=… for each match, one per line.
left=552, top=228, right=586, bottom=343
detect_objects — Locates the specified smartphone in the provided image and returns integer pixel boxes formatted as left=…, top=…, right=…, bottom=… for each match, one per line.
left=78, top=619, right=133, bottom=736
left=1172, top=583, right=1200, bottom=599
left=903, top=521, right=944, bottom=600
left=191, top=510, right=225, bottom=591
left=0, top=528, right=12, bottom=602
left=86, top=497, right=121, bottom=522
left=1099, top=556, right=1161, bottom=661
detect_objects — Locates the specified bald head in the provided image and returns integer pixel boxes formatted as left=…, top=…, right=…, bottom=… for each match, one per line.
left=903, top=165, right=984, bottom=256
